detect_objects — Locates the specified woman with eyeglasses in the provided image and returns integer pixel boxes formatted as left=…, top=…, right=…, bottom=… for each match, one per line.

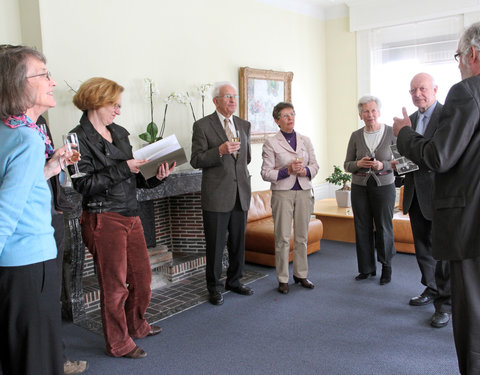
left=261, top=102, right=319, bottom=294
left=344, top=95, right=396, bottom=285
left=68, top=77, right=175, bottom=359
left=0, top=45, right=72, bottom=375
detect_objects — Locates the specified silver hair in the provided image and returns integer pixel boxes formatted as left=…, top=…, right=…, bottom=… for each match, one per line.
left=212, top=81, right=237, bottom=97
left=459, top=22, right=480, bottom=55
left=357, top=95, right=382, bottom=115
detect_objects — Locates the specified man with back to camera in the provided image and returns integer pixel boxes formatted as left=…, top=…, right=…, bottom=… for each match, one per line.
left=190, top=82, right=253, bottom=306
left=393, top=22, right=480, bottom=374
left=400, top=73, right=451, bottom=328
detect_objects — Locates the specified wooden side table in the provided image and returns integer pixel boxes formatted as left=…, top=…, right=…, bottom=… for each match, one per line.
left=313, top=198, right=415, bottom=253
left=313, top=199, right=355, bottom=243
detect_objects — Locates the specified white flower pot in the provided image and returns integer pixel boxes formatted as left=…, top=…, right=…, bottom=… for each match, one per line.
left=335, top=190, right=351, bottom=208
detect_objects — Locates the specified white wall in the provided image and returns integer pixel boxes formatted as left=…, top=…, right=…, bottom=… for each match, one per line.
left=325, top=17, right=357, bottom=175
left=31, top=0, right=328, bottom=192
left=1, top=0, right=21, bottom=44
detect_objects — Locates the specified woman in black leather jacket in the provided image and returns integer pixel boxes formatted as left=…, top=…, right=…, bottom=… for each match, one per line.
left=69, top=77, right=175, bottom=359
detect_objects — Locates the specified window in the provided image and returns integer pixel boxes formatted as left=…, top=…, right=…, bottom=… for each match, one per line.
left=359, top=16, right=463, bottom=125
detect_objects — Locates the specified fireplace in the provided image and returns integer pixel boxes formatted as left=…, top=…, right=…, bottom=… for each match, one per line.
left=62, top=169, right=204, bottom=322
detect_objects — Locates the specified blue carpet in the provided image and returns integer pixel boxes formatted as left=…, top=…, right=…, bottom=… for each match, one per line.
left=62, top=240, right=458, bottom=374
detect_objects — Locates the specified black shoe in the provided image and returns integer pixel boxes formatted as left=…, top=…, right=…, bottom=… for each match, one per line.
left=431, top=312, right=450, bottom=328
left=409, top=293, right=434, bottom=306
left=278, top=283, right=289, bottom=294
left=293, top=275, right=315, bottom=289
left=379, top=266, right=391, bottom=285
left=225, top=284, right=254, bottom=295
left=355, top=271, right=376, bottom=280
left=208, top=291, right=224, bottom=305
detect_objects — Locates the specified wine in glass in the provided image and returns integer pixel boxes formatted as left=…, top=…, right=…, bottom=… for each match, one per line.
left=230, top=128, right=240, bottom=143
left=63, top=133, right=86, bottom=178
left=296, top=150, right=307, bottom=165
left=231, top=131, right=240, bottom=158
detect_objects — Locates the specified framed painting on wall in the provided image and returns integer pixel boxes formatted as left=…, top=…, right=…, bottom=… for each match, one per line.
left=239, top=67, right=293, bottom=143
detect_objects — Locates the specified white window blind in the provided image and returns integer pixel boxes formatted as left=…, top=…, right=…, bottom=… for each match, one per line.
left=363, top=16, right=464, bottom=125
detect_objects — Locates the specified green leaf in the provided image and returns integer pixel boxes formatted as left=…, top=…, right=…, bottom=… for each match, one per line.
left=326, top=165, right=351, bottom=188
left=139, top=132, right=153, bottom=143
left=139, top=122, right=159, bottom=144
left=146, top=122, right=158, bottom=140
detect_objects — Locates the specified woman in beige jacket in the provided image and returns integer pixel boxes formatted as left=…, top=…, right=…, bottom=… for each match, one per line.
left=261, top=102, right=319, bottom=294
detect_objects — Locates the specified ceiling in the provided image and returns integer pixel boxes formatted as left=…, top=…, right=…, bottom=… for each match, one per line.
left=257, top=0, right=352, bottom=19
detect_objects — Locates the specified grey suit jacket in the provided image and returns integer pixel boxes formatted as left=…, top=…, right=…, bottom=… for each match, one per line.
left=190, top=112, right=251, bottom=212
left=402, top=102, right=443, bottom=219
left=397, top=75, right=480, bottom=261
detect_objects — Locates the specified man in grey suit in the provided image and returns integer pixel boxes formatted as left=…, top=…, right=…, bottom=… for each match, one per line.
left=401, top=73, right=451, bottom=328
left=394, top=22, right=480, bottom=374
left=190, top=82, right=253, bottom=305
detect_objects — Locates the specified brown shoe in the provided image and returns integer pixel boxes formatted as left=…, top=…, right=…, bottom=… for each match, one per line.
left=147, top=325, right=162, bottom=336
left=293, top=275, right=314, bottom=289
left=278, top=282, right=289, bottom=294
left=123, top=346, right=147, bottom=359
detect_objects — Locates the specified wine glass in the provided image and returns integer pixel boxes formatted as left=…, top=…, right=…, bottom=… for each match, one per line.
left=38, top=124, right=47, bottom=135
left=63, top=133, right=86, bottom=178
left=296, top=150, right=307, bottom=165
left=231, top=130, right=240, bottom=158
left=367, top=151, right=375, bottom=173
left=230, top=127, right=240, bottom=144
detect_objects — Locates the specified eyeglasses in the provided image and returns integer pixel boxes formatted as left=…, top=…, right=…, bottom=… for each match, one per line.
left=113, top=103, right=122, bottom=110
left=409, top=87, right=427, bottom=95
left=280, top=112, right=296, bottom=119
left=217, top=95, right=238, bottom=99
left=454, top=47, right=470, bottom=62
left=27, top=71, right=52, bottom=81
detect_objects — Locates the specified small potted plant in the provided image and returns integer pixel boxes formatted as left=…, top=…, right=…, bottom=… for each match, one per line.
left=326, top=165, right=352, bottom=207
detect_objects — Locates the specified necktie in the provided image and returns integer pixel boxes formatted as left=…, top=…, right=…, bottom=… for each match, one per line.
left=416, top=114, right=427, bottom=135
left=224, top=118, right=238, bottom=158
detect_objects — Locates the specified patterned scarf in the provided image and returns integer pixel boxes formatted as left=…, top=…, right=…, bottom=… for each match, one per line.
left=2, top=114, right=54, bottom=158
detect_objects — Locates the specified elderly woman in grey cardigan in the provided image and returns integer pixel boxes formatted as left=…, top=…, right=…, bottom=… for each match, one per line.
left=344, top=95, right=396, bottom=285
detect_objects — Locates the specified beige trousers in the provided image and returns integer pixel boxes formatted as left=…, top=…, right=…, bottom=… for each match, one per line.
left=271, top=189, right=314, bottom=283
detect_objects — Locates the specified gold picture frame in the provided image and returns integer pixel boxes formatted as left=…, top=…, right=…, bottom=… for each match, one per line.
left=239, top=67, right=293, bottom=143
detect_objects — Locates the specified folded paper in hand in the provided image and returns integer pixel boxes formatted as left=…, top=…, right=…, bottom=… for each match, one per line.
left=133, top=134, right=187, bottom=179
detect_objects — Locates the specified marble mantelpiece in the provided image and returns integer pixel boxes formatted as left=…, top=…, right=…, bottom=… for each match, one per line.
left=137, top=169, right=202, bottom=201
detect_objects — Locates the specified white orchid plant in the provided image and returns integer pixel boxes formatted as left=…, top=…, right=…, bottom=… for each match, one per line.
left=139, top=78, right=163, bottom=144
left=197, top=83, right=213, bottom=117
left=139, top=79, right=213, bottom=144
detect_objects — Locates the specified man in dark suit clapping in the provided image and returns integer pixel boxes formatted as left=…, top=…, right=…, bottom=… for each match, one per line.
left=394, top=22, right=480, bottom=374
left=401, top=73, right=451, bottom=328
left=190, top=82, right=253, bottom=305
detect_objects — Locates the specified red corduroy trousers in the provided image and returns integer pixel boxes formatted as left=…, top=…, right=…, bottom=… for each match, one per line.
left=81, top=211, right=152, bottom=357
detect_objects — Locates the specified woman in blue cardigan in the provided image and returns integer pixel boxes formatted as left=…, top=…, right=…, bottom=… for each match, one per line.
left=0, top=45, right=70, bottom=375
